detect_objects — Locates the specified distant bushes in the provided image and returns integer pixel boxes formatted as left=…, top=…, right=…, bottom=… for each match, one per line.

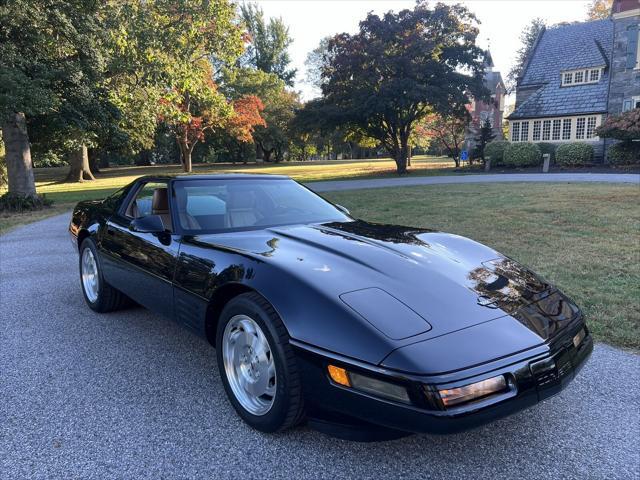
left=536, top=143, right=557, bottom=162
left=607, top=142, right=640, bottom=165
left=484, top=141, right=509, bottom=165
left=556, top=142, right=594, bottom=166
left=503, top=142, right=542, bottom=167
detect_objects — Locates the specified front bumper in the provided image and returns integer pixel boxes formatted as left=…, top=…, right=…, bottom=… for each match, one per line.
left=292, top=322, right=593, bottom=435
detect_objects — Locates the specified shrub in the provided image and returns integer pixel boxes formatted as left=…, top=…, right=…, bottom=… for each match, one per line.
left=484, top=141, right=509, bottom=165
left=0, top=192, right=53, bottom=213
left=607, top=142, right=640, bottom=165
left=503, top=142, right=542, bottom=167
left=555, top=142, right=594, bottom=166
left=536, top=142, right=557, bottom=162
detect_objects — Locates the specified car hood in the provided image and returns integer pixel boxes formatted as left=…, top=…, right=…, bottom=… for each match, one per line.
left=191, top=220, right=575, bottom=370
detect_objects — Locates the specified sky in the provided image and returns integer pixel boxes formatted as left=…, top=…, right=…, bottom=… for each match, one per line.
left=256, top=0, right=594, bottom=101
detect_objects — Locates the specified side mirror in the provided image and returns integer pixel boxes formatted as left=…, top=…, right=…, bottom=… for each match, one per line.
left=129, top=214, right=166, bottom=233
left=335, top=204, right=350, bottom=215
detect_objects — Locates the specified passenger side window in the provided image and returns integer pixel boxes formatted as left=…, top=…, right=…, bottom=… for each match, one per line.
left=124, top=181, right=172, bottom=232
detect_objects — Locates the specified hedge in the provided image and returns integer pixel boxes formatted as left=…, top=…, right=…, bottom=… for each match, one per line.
left=555, top=142, right=594, bottom=166
left=607, top=142, right=640, bottom=165
left=503, top=142, right=542, bottom=167
left=536, top=143, right=557, bottom=162
left=484, top=141, right=509, bottom=165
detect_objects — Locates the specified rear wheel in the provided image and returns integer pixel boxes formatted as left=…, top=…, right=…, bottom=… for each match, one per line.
left=216, top=292, right=305, bottom=432
left=79, top=238, right=129, bottom=313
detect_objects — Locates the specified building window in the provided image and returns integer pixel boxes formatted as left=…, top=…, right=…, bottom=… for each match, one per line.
left=552, top=119, right=562, bottom=140
left=561, top=119, right=572, bottom=140
left=532, top=120, right=541, bottom=141
left=511, top=122, right=520, bottom=142
left=576, top=117, right=586, bottom=139
left=627, top=25, right=639, bottom=69
left=586, top=116, right=597, bottom=139
left=520, top=121, right=529, bottom=142
left=542, top=120, right=551, bottom=141
left=561, top=67, right=602, bottom=86
left=623, top=96, right=640, bottom=112
left=563, top=72, right=573, bottom=85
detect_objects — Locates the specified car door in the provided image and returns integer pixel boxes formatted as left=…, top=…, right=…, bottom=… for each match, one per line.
left=99, top=180, right=180, bottom=317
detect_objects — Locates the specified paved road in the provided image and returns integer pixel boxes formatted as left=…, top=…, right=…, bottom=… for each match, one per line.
left=308, top=172, right=640, bottom=192
left=2, top=213, right=640, bottom=479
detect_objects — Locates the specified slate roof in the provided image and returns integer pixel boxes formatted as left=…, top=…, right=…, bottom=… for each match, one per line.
left=509, top=20, right=613, bottom=119
left=484, top=71, right=504, bottom=95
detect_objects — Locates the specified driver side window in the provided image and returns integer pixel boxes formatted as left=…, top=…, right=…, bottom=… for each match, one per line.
left=124, top=181, right=172, bottom=232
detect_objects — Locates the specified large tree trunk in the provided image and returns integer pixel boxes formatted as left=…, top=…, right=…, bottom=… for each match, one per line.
left=182, top=147, right=192, bottom=172
left=259, top=143, right=274, bottom=163
left=394, top=138, right=409, bottom=174
left=2, top=112, right=37, bottom=197
left=65, top=145, right=95, bottom=182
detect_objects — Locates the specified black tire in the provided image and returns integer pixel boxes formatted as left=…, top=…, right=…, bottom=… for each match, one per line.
left=216, top=292, right=305, bottom=432
left=79, top=238, right=130, bottom=313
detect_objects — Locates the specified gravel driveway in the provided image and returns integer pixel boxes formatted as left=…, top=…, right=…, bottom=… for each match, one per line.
left=1, top=212, right=639, bottom=480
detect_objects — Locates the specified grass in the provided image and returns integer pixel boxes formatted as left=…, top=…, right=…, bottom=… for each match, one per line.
left=31, top=155, right=455, bottom=204
left=324, top=183, right=640, bottom=350
left=1, top=155, right=457, bottom=233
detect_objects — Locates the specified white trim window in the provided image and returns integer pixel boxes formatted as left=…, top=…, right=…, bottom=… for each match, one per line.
left=520, top=122, right=529, bottom=142
left=542, top=120, right=551, bottom=141
left=510, top=115, right=601, bottom=143
left=511, top=122, right=520, bottom=142
left=552, top=120, right=562, bottom=140
left=561, top=67, right=603, bottom=86
left=576, top=117, right=586, bottom=139
left=586, top=117, right=597, bottom=139
left=622, top=96, right=640, bottom=112
left=562, top=119, right=572, bottom=140
left=532, top=120, right=541, bottom=141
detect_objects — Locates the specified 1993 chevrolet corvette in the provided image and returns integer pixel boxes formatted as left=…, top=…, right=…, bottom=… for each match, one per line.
left=69, top=174, right=592, bottom=438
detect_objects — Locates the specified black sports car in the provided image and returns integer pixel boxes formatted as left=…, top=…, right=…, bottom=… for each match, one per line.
left=69, top=174, right=592, bottom=438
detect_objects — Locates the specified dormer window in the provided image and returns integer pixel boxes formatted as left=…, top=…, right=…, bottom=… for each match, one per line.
left=561, top=67, right=603, bottom=86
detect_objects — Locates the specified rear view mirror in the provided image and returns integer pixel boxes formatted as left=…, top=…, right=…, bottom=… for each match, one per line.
left=129, top=215, right=165, bottom=233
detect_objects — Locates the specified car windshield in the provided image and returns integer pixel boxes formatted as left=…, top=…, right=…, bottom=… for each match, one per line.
left=172, top=178, right=350, bottom=233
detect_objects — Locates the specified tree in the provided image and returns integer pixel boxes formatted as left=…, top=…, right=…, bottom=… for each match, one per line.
left=304, top=37, right=332, bottom=95
left=151, top=0, right=244, bottom=172
left=240, top=3, right=296, bottom=86
left=506, top=18, right=546, bottom=91
left=222, top=67, right=298, bottom=162
left=587, top=0, right=613, bottom=19
left=222, top=95, right=266, bottom=162
left=417, top=114, right=469, bottom=167
left=0, top=0, right=114, bottom=191
left=299, top=2, right=486, bottom=174
left=474, top=118, right=497, bottom=161
left=596, top=109, right=640, bottom=142
left=253, top=89, right=300, bottom=162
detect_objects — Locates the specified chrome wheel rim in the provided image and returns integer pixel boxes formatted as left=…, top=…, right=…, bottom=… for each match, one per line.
left=81, top=248, right=99, bottom=303
left=222, top=315, right=276, bottom=416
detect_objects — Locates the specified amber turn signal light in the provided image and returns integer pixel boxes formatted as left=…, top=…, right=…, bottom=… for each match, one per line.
left=327, top=365, right=351, bottom=387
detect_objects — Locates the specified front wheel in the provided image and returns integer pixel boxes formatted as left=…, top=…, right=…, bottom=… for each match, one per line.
left=216, top=292, right=305, bottom=432
left=79, top=238, right=129, bottom=313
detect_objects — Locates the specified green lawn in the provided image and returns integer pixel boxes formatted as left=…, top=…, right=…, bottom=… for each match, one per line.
left=324, top=183, right=640, bottom=350
left=1, top=155, right=459, bottom=233
left=32, top=155, right=456, bottom=204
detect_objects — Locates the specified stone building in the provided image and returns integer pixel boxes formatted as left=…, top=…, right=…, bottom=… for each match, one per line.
left=507, top=0, right=639, bottom=161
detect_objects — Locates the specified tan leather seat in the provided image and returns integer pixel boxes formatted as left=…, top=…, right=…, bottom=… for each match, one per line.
left=152, top=188, right=172, bottom=232
left=226, top=189, right=259, bottom=228
left=174, top=187, right=201, bottom=230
